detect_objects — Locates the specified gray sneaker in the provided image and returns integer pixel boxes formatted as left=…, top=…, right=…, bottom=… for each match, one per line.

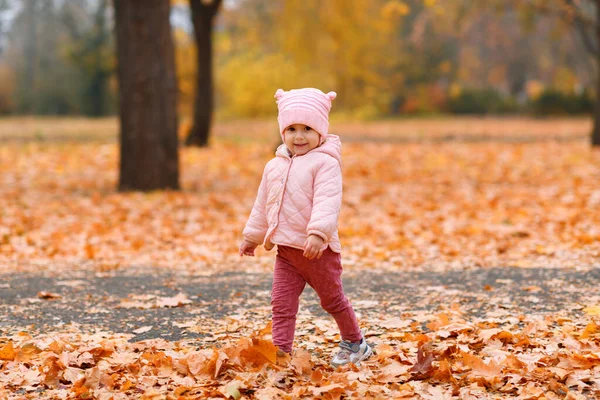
left=330, top=328, right=373, bottom=368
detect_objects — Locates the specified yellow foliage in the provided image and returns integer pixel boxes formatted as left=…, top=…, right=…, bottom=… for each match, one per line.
left=174, top=28, right=197, bottom=117
left=552, top=67, right=578, bottom=94
left=215, top=52, right=331, bottom=118
left=207, top=0, right=404, bottom=118
left=381, top=1, right=411, bottom=19
left=526, top=80, right=545, bottom=100
left=172, top=0, right=586, bottom=119
left=449, top=83, right=462, bottom=98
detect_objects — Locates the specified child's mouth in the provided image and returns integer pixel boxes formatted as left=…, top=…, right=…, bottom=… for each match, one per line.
left=294, top=143, right=307, bottom=147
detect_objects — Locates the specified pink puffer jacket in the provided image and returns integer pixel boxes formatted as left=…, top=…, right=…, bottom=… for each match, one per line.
left=243, top=135, right=343, bottom=253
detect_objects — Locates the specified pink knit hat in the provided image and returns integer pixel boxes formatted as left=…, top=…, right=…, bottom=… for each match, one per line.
left=275, top=88, right=337, bottom=142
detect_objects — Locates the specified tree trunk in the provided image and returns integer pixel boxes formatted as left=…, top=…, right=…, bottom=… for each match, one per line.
left=594, top=59, right=600, bottom=146
left=594, top=1, right=600, bottom=146
left=185, top=0, right=222, bottom=147
left=113, top=0, right=180, bottom=191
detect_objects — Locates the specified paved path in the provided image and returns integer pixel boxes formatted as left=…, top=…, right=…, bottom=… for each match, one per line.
left=1, top=266, right=598, bottom=342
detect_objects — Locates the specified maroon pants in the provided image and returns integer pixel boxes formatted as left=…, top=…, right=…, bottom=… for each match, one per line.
left=271, top=245, right=362, bottom=353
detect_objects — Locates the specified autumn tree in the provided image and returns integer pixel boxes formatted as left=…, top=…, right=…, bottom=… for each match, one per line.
left=63, top=0, right=114, bottom=117
left=506, top=0, right=600, bottom=146
left=559, top=0, right=600, bottom=146
left=113, top=0, right=180, bottom=191
left=4, top=0, right=116, bottom=115
left=185, top=0, right=223, bottom=147
left=18, top=0, right=37, bottom=113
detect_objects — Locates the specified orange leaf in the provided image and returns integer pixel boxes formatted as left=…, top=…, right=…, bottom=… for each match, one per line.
left=432, top=358, right=457, bottom=386
left=258, top=321, right=272, bottom=337
left=121, top=380, right=134, bottom=392
left=239, top=338, right=277, bottom=367
left=581, top=322, right=598, bottom=339
left=460, top=352, right=502, bottom=378
left=214, top=349, right=229, bottom=379
left=310, top=367, right=324, bottom=385
left=15, top=343, right=41, bottom=362
left=0, top=341, right=16, bottom=361
left=426, top=313, right=450, bottom=330
left=85, top=243, right=95, bottom=259
left=290, top=349, right=311, bottom=376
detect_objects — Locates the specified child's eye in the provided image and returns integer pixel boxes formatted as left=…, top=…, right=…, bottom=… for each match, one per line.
left=288, top=127, right=295, bottom=132
left=304, top=126, right=312, bottom=131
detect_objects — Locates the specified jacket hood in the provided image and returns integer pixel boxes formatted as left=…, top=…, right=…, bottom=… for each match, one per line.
left=275, top=134, right=342, bottom=165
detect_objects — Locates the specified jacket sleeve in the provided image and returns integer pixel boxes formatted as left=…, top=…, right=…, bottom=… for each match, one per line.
left=243, top=165, right=269, bottom=245
left=307, top=158, right=342, bottom=242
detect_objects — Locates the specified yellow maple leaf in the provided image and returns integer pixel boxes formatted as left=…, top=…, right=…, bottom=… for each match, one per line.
left=583, top=306, right=600, bottom=316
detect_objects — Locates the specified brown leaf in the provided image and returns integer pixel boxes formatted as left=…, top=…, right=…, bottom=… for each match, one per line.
left=410, top=343, right=434, bottom=379
left=37, top=291, right=61, bottom=299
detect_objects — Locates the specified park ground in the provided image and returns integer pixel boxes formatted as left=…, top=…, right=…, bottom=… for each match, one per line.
left=0, top=116, right=599, bottom=399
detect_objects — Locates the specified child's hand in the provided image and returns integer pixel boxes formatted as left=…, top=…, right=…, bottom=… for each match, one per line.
left=303, top=235, right=325, bottom=260
left=239, top=240, right=258, bottom=257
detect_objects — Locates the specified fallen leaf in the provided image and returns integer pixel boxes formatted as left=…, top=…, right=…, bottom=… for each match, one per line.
left=583, top=306, right=600, bottom=316
left=156, top=293, right=192, bottom=308
left=0, top=341, right=16, bottom=361
left=37, top=291, right=61, bottom=299
left=290, top=349, right=311, bottom=376
left=410, top=343, right=434, bottom=379
left=132, top=326, right=153, bottom=334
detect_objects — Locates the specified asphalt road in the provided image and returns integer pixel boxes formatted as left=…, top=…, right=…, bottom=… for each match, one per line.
left=1, top=266, right=598, bottom=342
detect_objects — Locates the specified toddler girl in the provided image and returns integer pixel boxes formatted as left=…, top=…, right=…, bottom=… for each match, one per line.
left=239, top=88, right=372, bottom=367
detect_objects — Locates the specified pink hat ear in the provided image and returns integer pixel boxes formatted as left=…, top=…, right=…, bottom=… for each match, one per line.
left=327, top=91, right=337, bottom=100
left=275, top=89, right=285, bottom=100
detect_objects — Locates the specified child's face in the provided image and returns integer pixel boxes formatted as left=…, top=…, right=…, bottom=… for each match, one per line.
left=283, top=124, right=321, bottom=156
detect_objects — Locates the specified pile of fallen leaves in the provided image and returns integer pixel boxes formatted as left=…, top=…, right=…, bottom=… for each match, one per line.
left=1, top=120, right=599, bottom=274
left=0, top=142, right=600, bottom=271
left=1, top=307, right=599, bottom=399
left=1, top=117, right=600, bottom=398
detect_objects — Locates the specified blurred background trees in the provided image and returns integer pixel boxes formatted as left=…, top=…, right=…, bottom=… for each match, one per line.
left=0, top=0, right=596, bottom=126
left=1, top=0, right=114, bottom=116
